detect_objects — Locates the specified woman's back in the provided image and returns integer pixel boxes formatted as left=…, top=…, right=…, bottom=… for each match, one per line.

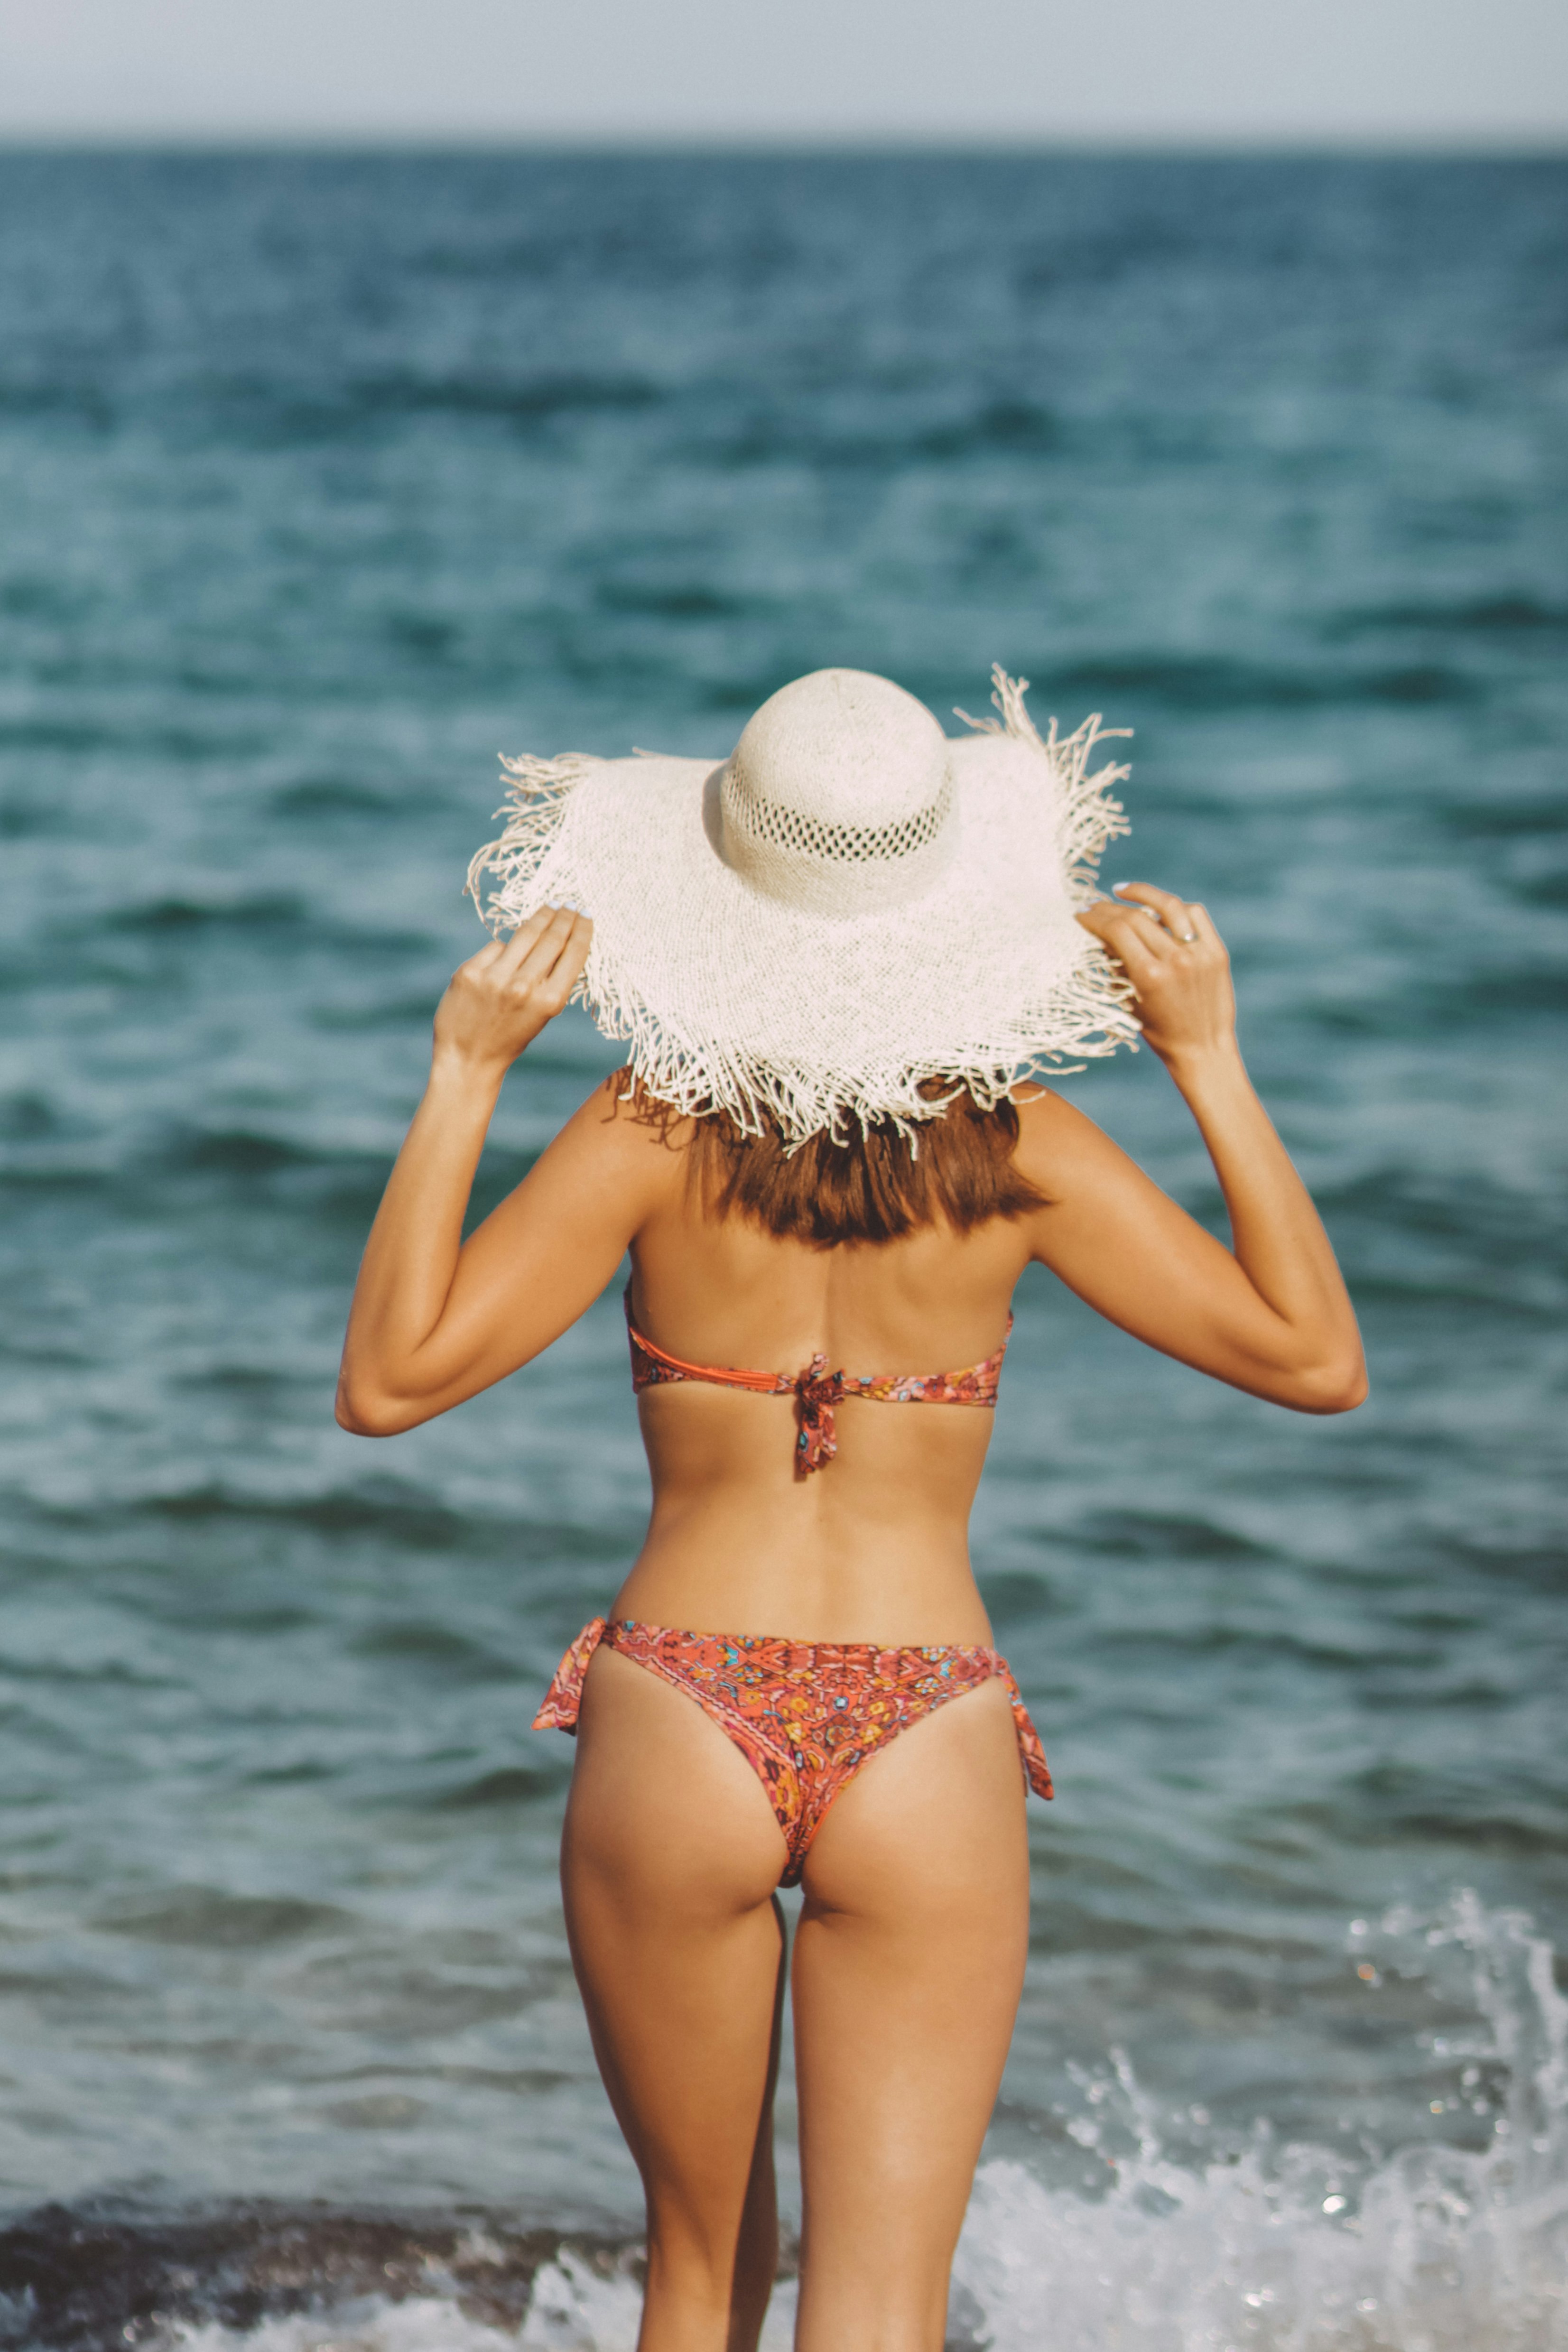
left=618, top=1116, right=1033, bottom=1643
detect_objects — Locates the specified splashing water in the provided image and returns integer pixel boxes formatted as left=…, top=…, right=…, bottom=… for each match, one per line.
left=125, top=1893, right=1564, bottom=2352
left=954, top=1891, right=1568, bottom=2352
left=518, top=2256, right=798, bottom=2352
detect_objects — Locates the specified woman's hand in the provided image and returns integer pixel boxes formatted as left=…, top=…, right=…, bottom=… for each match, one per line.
left=1057, top=878, right=1364, bottom=1413
left=433, top=905, right=593, bottom=1077
left=1077, top=882, right=1236, bottom=1070
left=338, top=901, right=623, bottom=1437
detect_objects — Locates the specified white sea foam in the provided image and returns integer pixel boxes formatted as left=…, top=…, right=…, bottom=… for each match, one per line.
left=166, top=2261, right=798, bottom=2352
left=516, top=2252, right=798, bottom=2351
left=169, top=2300, right=521, bottom=2352
left=165, top=1896, right=1564, bottom=2352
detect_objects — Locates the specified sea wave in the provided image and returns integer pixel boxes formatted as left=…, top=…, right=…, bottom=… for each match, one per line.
left=0, top=1896, right=1559, bottom=2352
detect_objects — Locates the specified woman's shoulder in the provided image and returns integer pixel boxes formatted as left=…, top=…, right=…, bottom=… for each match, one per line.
left=538, top=1070, right=695, bottom=1190
left=1009, top=1082, right=1126, bottom=1195
left=1010, top=1081, right=1093, bottom=1140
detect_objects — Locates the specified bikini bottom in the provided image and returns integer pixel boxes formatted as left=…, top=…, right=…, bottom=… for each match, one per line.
left=534, top=1616, right=1053, bottom=1889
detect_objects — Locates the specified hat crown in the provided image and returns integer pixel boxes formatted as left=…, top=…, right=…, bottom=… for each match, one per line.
left=719, top=669, right=956, bottom=917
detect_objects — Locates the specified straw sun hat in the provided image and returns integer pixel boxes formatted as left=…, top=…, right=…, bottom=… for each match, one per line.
left=466, top=666, right=1140, bottom=1147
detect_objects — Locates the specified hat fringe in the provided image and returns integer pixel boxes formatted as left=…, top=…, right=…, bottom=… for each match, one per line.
left=954, top=664, right=1132, bottom=904
left=465, top=674, right=1140, bottom=1151
left=596, top=973, right=1138, bottom=1157
left=465, top=750, right=599, bottom=923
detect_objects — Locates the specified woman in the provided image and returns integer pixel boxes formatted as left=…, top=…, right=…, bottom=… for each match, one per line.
left=338, top=667, right=1364, bottom=2352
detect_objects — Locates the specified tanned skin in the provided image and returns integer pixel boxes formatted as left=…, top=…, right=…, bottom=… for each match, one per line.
left=339, top=885, right=1364, bottom=2352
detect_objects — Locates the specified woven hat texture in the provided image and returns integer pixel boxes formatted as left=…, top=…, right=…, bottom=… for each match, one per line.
left=466, top=665, right=1140, bottom=1145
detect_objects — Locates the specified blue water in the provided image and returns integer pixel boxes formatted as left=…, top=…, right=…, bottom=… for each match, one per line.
left=0, top=152, right=1564, bottom=2349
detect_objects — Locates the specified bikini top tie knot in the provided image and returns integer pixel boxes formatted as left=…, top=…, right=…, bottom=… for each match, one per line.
left=793, top=1358, right=846, bottom=1472
left=623, top=1288, right=1010, bottom=1476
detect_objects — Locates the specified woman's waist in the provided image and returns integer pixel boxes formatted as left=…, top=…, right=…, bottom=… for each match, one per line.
left=612, top=1518, right=992, bottom=1648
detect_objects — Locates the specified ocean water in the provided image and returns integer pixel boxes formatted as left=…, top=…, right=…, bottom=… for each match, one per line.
left=0, top=150, right=1564, bottom=2349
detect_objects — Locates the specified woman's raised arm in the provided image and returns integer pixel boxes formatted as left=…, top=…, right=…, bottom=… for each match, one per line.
left=336, top=907, right=665, bottom=1436
left=1017, top=884, right=1367, bottom=1414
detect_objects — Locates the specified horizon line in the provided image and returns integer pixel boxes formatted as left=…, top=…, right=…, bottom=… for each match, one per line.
left=0, top=128, right=1565, bottom=161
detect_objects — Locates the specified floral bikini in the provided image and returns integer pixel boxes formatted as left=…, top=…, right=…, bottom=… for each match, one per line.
left=535, top=1300, right=1054, bottom=1887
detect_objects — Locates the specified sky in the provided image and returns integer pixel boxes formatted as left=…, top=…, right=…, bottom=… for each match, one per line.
left=1, top=0, right=1566, bottom=146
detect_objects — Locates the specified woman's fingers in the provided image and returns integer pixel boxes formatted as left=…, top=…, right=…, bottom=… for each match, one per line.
left=504, top=903, right=575, bottom=984
left=485, top=906, right=589, bottom=1000
left=492, top=903, right=564, bottom=977
left=1076, top=902, right=1167, bottom=992
left=1082, top=886, right=1235, bottom=1063
left=525, top=915, right=594, bottom=1016
left=433, top=909, right=593, bottom=1073
left=463, top=938, right=506, bottom=976
left=543, top=914, right=594, bottom=1007
left=1113, top=880, right=1187, bottom=924
left=1113, top=881, right=1199, bottom=943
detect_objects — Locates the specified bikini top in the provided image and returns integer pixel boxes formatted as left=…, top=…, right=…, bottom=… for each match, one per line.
left=624, top=1288, right=1011, bottom=1475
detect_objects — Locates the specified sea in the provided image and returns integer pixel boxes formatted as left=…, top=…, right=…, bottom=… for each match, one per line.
left=0, top=149, right=1564, bottom=2351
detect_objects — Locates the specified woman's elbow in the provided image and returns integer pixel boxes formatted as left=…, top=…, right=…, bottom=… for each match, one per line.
left=335, top=1376, right=417, bottom=1437
left=1287, top=1352, right=1369, bottom=1415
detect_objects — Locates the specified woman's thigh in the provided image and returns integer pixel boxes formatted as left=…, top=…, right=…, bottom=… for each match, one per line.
left=561, top=1647, right=789, bottom=2241
left=792, top=1675, right=1031, bottom=2352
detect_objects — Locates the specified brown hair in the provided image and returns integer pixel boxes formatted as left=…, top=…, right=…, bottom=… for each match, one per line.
left=614, top=1074, right=1048, bottom=1247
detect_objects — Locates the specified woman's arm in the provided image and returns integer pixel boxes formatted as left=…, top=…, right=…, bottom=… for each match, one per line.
left=1016, top=883, right=1366, bottom=1413
left=336, top=907, right=666, bottom=1436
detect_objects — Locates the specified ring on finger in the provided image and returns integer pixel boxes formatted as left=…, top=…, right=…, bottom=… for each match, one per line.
left=1137, top=907, right=1197, bottom=944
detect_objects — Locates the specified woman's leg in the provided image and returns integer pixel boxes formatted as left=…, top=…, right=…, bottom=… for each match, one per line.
left=562, top=1645, right=790, bottom=2352
left=792, top=1676, right=1031, bottom=2352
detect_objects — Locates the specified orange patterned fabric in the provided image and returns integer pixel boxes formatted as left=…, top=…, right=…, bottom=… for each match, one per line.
left=625, top=1293, right=1012, bottom=1473
left=534, top=1616, right=1053, bottom=1887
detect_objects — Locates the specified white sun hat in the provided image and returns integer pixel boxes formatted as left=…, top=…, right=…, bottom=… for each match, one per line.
left=466, top=665, right=1140, bottom=1146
